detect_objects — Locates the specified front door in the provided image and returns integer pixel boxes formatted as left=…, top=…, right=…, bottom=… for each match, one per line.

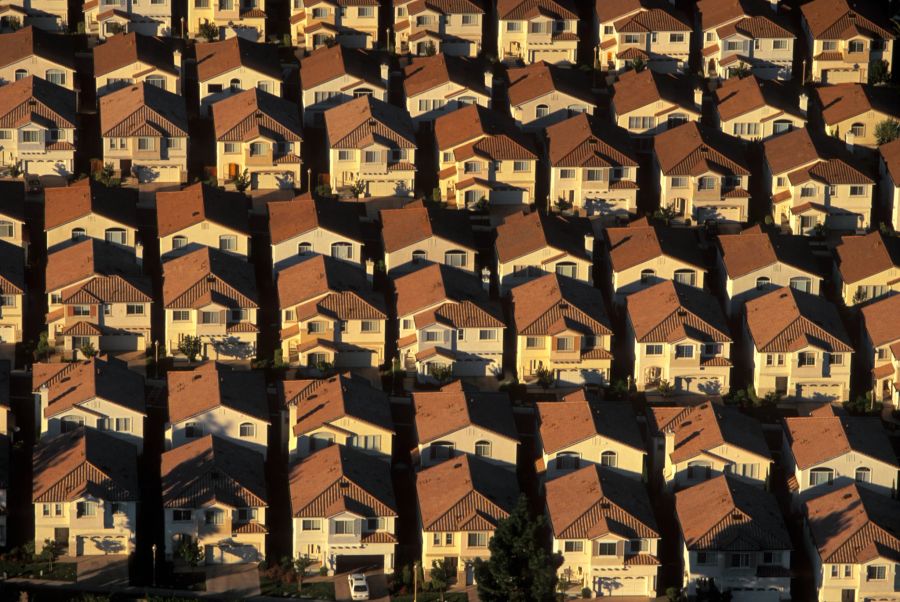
left=775, top=376, right=788, bottom=396
left=445, top=557, right=459, bottom=584
left=54, top=528, right=69, bottom=554
left=841, top=589, right=855, bottom=602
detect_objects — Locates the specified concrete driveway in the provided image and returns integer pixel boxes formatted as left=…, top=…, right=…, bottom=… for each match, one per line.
left=71, top=554, right=129, bottom=587
left=204, top=562, right=261, bottom=597
left=333, top=571, right=389, bottom=602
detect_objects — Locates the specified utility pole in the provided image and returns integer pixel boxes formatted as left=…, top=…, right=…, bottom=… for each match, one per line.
left=413, top=560, right=419, bottom=602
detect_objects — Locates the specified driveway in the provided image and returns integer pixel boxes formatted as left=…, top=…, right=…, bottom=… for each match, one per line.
left=204, top=562, right=261, bottom=597
left=72, top=554, right=130, bottom=587
left=333, top=571, right=389, bottom=602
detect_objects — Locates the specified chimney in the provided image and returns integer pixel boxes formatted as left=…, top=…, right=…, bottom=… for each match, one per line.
left=365, top=259, right=374, bottom=283
left=584, top=233, right=594, bottom=259
left=846, top=131, right=855, bottom=154
left=693, top=86, right=703, bottom=111
left=769, top=0, right=778, bottom=12
left=798, top=92, right=808, bottom=114
left=380, top=62, right=390, bottom=88
left=662, top=428, right=675, bottom=473
left=484, top=70, right=493, bottom=90
left=481, top=267, right=490, bottom=292
left=173, top=48, right=182, bottom=69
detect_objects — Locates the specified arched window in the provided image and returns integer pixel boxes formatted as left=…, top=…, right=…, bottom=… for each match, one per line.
left=687, top=461, right=712, bottom=480
left=105, top=228, right=126, bottom=245
left=145, top=75, right=166, bottom=90
left=444, top=250, right=467, bottom=268
left=773, top=119, right=793, bottom=135
left=756, top=276, right=771, bottom=290
left=535, top=104, right=550, bottom=118
left=331, top=242, right=353, bottom=260
left=850, top=123, right=865, bottom=138
left=298, top=242, right=312, bottom=255
left=640, top=269, right=656, bottom=283
left=809, top=467, right=834, bottom=486
left=474, top=440, right=492, bottom=457
left=430, top=441, right=454, bottom=460
left=600, top=450, right=617, bottom=467
left=667, top=113, right=687, bottom=127
left=71, top=227, right=87, bottom=240
left=353, top=88, right=373, bottom=97
left=229, top=78, right=241, bottom=92
left=673, top=269, right=696, bottom=286
left=172, top=235, right=188, bottom=249
left=555, top=261, right=577, bottom=278
left=310, top=432, right=334, bottom=451
left=789, top=277, right=811, bottom=293
left=239, top=422, right=256, bottom=437
left=14, top=69, right=27, bottom=81
left=45, top=69, right=66, bottom=86
left=60, top=415, right=84, bottom=432
left=855, top=467, right=871, bottom=483
left=556, top=452, right=580, bottom=470
left=412, top=250, right=427, bottom=263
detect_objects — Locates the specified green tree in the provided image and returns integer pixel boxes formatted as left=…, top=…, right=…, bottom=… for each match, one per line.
left=293, top=555, right=315, bottom=591
left=473, top=496, right=562, bottom=602
left=869, top=60, right=890, bottom=85
left=35, top=331, right=51, bottom=361
left=535, top=366, right=554, bottom=388
left=40, top=539, right=64, bottom=573
left=178, top=335, right=202, bottom=362
left=630, top=58, right=646, bottom=72
left=232, top=169, right=251, bottom=193
left=653, top=203, right=678, bottom=225
left=176, top=538, right=204, bottom=567
left=429, top=363, right=453, bottom=384
left=93, top=163, right=117, bottom=187
left=79, top=341, right=97, bottom=359
left=657, top=379, right=674, bottom=397
left=198, top=20, right=218, bottom=42
left=875, top=119, right=900, bottom=145
left=429, top=558, right=455, bottom=602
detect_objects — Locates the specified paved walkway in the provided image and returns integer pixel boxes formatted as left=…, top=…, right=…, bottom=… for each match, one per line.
left=205, top=563, right=261, bottom=597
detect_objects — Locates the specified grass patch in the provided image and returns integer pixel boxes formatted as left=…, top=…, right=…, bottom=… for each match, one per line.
left=258, top=574, right=336, bottom=599
left=0, top=560, right=77, bottom=581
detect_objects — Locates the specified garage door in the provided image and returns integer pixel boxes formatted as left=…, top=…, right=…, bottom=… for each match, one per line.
left=78, top=535, right=128, bottom=555
left=135, top=165, right=181, bottom=183
left=797, top=383, right=842, bottom=401
left=334, top=348, right=375, bottom=368
left=594, top=575, right=646, bottom=596
left=825, top=213, right=860, bottom=231
left=252, top=171, right=294, bottom=190
left=531, top=50, right=567, bottom=64
left=206, top=543, right=261, bottom=564
left=24, top=160, right=69, bottom=176
left=335, top=554, right=384, bottom=574
left=0, top=325, right=15, bottom=343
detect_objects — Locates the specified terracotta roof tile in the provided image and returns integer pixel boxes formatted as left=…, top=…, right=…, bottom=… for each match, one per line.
left=212, top=87, right=302, bottom=142
left=162, top=246, right=258, bottom=309
left=0, top=26, right=74, bottom=70
left=268, top=195, right=362, bottom=245
left=511, top=273, right=612, bottom=337
left=0, top=241, right=25, bottom=296
left=380, top=205, right=475, bottom=253
left=506, top=61, right=594, bottom=106
left=46, top=239, right=149, bottom=303
left=496, top=210, right=591, bottom=264
left=835, top=232, right=900, bottom=285
left=546, top=113, right=637, bottom=169
left=281, top=373, right=393, bottom=436
left=745, top=287, right=852, bottom=353
left=497, top=0, right=576, bottom=20
left=99, top=82, right=188, bottom=138
left=37, top=356, right=146, bottom=418
left=157, top=183, right=249, bottom=238
left=880, top=138, right=900, bottom=185
left=605, top=217, right=706, bottom=272
left=394, top=263, right=502, bottom=326
left=195, top=36, right=280, bottom=82
left=277, top=254, right=385, bottom=319
left=0, top=75, right=76, bottom=130
left=613, top=6, right=690, bottom=33
left=800, top=0, right=893, bottom=40
left=167, top=361, right=268, bottom=425
left=402, top=54, right=489, bottom=99
left=537, top=399, right=643, bottom=454
left=300, top=45, right=385, bottom=91
left=413, top=382, right=517, bottom=444
left=860, top=294, right=900, bottom=347
left=816, top=84, right=898, bottom=126
left=434, top=103, right=537, bottom=157
left=402, top=0, right=484, bottom=15
left=44, top=179, right=138, bottom=232
left=626, top=280, right=731, bottom=343
left=611, top=68, right=697, bottom=117
left=93, top=32, right=178, bottom=78
left=717, top=225, right=822, bottom=279
left=654, top=122, right=749, bottom=176
left=714, top=74, right=802, bottom=122
left=325, top=95, right=415, bottom=149
left=784, top=415, right=897, bottom=470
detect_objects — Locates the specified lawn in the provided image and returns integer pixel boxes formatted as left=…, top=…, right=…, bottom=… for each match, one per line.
left=258, top=574, right=336, bottom=600
left=0, top=559, right=77, bottom=581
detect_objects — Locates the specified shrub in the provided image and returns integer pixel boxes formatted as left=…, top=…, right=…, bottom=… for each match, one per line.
left=582, top=587, right=592, bottom=598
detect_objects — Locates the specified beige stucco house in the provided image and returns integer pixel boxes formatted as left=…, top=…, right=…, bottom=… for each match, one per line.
left=497, top=0, right=578, bottom=65
left=381, top=203, right=477, bottom=275
left=196, top=37, right=282, bottom=116
left=393, top=0, right=485, bottom=57
left=187, top=0, right=266, bottom=41
left=44, top=180, right=140, bottom=256
left=290, top=0, right=379, bottom=51
left=299, top=45, right=388, bottom=127
left=0, top=26, right=75, bottom=89
left=712, top=75, right=806, bottom=141
left=0, top=183, right=27, bottom=251
left=595, top=0, right=691, bottom=74
left=402, top=54, right=492, bottom=127
left=84, top=0, right=172, bottom=38
left=815, top=83, right=899, bottom=149
left=157, top=183, right=251, bottom=261
left=93, top=32, right=181, bottom=98
left=506, top=61, right=595, bottom=131
left=0, top=2, right=69, bottom=31
left=833, top=232, right=900, bottom=306
left=860, top=294, right=900, bottom=404
left=879, top=138, right=900, bottom=232
left=0, top=241, right=25, bottom=346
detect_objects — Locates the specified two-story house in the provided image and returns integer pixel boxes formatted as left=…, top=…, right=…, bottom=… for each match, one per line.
left=803, top=483, right=900, bottom=602
left=626, top=280, right=733, bottom=395
left=290, top=0, right=379, bottom=51
left=648, top=403, right=771, bottom=492
left=495, top=210, right=593, bottom=293
left=165, top=362, right=269, bottom=457
left=536, top=397, right=645, bottom=481
left=392, top=0, right=485, bottom=57
left=99, top=82, right=188, bottom=184
left=879, top=137, right=900, bottom=232
left=0, top=75, right=76, bottom=177
left=860, top=294, right=900, bottom=404
left=434, top=103, right=538, bottom=208
left=815, top=83, right=899, bottom=149
left=800, top=0, right=894, bottom=84
left=744, top=286, right=853, bottom=402
left=281, top=372, right=394, bottom=461
left=84, top=0, right=172, bottom=38
left=763, top=127, right=875, bottom=234
left=834, top=232, right=900, bottom=306
left=269, top=194, right=365, bottom=272
left=610, top=69, right=700, bottom=152
left=416, top=453, right=519, bottom=583
left=0, top=2, right=69, bottom=31
left=162, top=434, right=268, bottom=563
left=0, top=26, right=74, bottom=89
left=380, top=203, right=477, bottom=275
left=654, top=122, right=751, bottom=224
left=511, top=273, right=614, bottom=387
left=412, top=382, right=518, bottom=469
left=33, top=427, right=139, bottom=556
left=196, top=37, right=282, bottom=116
left=277, top=254, right=386, bottom=369
left=299, top=44, right=387, bottom=127
left=213, top=88, right=302, bottom=190
left=188, top=0, right=266, bottom=41
left=394, top=263, right=503, bottom=381
left=716, top=225, right=824, bottom=316
left=44, top=179, right=140, bottom=256
left=157, top=183, right=250, bottom=261
left=547, top=465, right=660, bottom=597
left=676, top=475, right=792, bottom=599
left=32, top=356, right=147, bottom=451
left=0, top=241, right=25, bottom=346
left=290, top=444, right=397, bottom=573
left=324, top=95, right=416, bottom=198
left=547, top=113, right=640, bottom=216
left=506, top=61, right=595, bottom=131
left=595, top=0, right=692, bottom=74
left=93, top=32, right=181, bottom=98
left=0, top=182, right=27, bottom=253
left=697, top=0, right=796, bottom=80
left=497, top=0, right=578, bottom=65
left=402, top=54, right=491, bottom=127
left=162, top=246, right=259, bottom=361
left=712, top=75, right=806, bottom=141
left=603, top=217, right=707, bottom=305
left=45, top=239, right=151, bottom=354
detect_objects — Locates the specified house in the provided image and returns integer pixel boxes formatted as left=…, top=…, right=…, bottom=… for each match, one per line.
left=412, top=382, right=518, bottom=469
left=45, top=239, right=151, bottom=355
left=324, top=95, right=416, bottom=199
left=277, top=254, right=386, bottom=369
left=93, top=33, right=181, bottom=97
left=833, top=232, right=900, bottom=306
left=33, top=427, right=139, bottom=556
left=416, top=453, right=519, bottom=582
left=697, top=0, right=796, bottom=80
left=281, top=372, right=394, bottom=461
left=157, top=183, right=250, bottom=261
left=0, top=181, right=27, bottom=251
left=536, top=396, right=645, bottom=481
left=860, top=294, right=900, bottom=404
left=763, top=127, right=875, bottom=234
left=712, top=75, right=806, bottom=141
left=610, top=69, right=700, bottom=151
left=506, top=61, right=595, bottom=131
left=0, top=75, right=76, bottom=177
left=434, top=104, right=538, bottom=208
left=289, top=0, right=379, bottom=51
left=187, top=0, right=266, bottom=42
left=0, top=241, right=25, bottom=346
left=648, top=403, right=771, bottom=492
left=511, top=273, right=613, bottom=387
left=44, top=179, right=140, bottom=256
left=269, top=195, right=365, bottom=272
left=803, top=483, right=900, bottom=602
left=32, top=356, right=147, bottom=451
left=392, top=0, right=485, bottom=57
left=800, top=0, right=894, bottom=84
left=0, top=433, right=8, bottom=546
left=495, top=210, right=593, bottom=292
left=213, top=88, right=302, bottom=190
left=783, top=411, right=898, bottom=503
left=165, top=362, right=269, bottom=457
left=299, top=45, right=387, bottom=127
left=547, top=465, right=660, bottom=597
left=394, top=263, right=503, bottom=382
left=99, top=82, right=188, bottom=184
left=380, top=203, right=477, bottom=275
left=162, top=246, right=259, bottom=361
left=547, top=114, right=639, bottom=217
left=653, top=122, right=751, bottom=224
left=814, top=83, right=899, bottom=149
left=0, top=360, right=11, bottom=437
left=879, top=138, right=900, bottom=232
left=161, top=434, right=267, bottom=563
left=603, top=217, right=707, bottom=304
left=84, top=0, right=172, bottom=38
left=716, top=225, right=824, bottom=316
left=676, top=475, right=791, bottom=600
left=0, top=2, right=68, bottom=31
left=595, top=0, right=692, bottom=74
left=402, top=54, right=492, bottom=127
left=196, top=37, right=281, bottom=116
left=0, top=26, right=74, bottom=89
left=744, top=286, right=853, bottom=402
left=496, top=0, right=578, bottom=65
left=290, top=444, right=397, bottom=573
left=626, top=280, right=733, bottom=395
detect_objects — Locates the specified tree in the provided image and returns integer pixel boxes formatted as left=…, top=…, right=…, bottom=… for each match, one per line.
left=653, top=203, right=678, bottom=225
left=178, top=335, right=202, bottom=362
left=293, top=555, right=315, bottom=591
left=630, top=58, right=646, bottom=72
left=429, top=558, right=455, bottom=602
left=869, top=60, right=890, bottom=85
left=657, top=379, right=674, bottom=397
left=424, top=41, right=437, bottom=56
left=40, top=539, right=64, bottom=573
left=232, top=169, right=251, bottom=193
left=535, top=366, right=554, bottom=388
left=34, top=331, right=51, bottom=361
left=198, top=20, right=218, bottom=42
left=93, top=163, right=117, bottom=187
left=176, top=538, right=204, bottom=567
left=79, top=341, right=97, bottom=359
left=473, top=496, right=562, bottom=602
left=350, top=179, right=368, bottom=197
left=875, top=119, right=900, bottom=145
left=429, top=363, right=453, bottom=384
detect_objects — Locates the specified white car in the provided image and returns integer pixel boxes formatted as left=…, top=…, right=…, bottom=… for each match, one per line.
left=348, top=573, right=369, bottom=601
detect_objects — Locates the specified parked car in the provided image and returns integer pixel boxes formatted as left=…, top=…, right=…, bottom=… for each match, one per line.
left=348, top=573, right=369, bottom=601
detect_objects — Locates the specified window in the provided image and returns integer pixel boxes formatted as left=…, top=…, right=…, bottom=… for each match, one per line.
left=0, top=295, right=15, bottom=308
left=798, top=351, right=816, bottom=367
left=172, top=310, right=190, bottom=322
left=698, top=176, right=716, bottom=190
left=697, top=552, right=715, bottom=565
left=239, top=423, right=256, bottom=437
left=671, top=176, right=688, bottom=189
left=126, top=304, right=144, bottom=315
left=849, top=185, right=865, bottom=196
left=585, top=169, right=603, bottom=181
left=331, top=242, right=353, bottom=260
left=307, top=321, right=325, bottom=334
left=536, top=104, right=550, bottom=118
left=646, top=344, right=663, bottom=356
left=357, top=5, right=373, bottom=17
left=730, top=553, right=750, bottom=568
left=789, top=277, right=811, bottom=293
left=224, top=142, right=238, bottom=154
left=773, top=39, right=788, bottom=50
left=349, top=435, right=382, bottom=451
left=77, top=501, right=97, bottom=517
left=333, top=520, right=354, bottom=535
left=250, top=142, right=265, bottom=156
left=137, top=137, right=155, bottom=151
left=848, top=40, right=865, bottom=53
left=467, top=532, right=488, bottom=547
left=103, top=228, right=126, bottom=245
left=828, top=353, right=843, bottom=366
left=850, top=123, right=865, bottom=138
left=556, top=337, right=574, bottom=352
left=600, top=451, right=617, bottom=467
left=173, top=509, right=191, bottom=522
left=556, top=452, right=580, bottom=470
left=474, top=441, right=492, bottom=457
left=673, top=269, right=696, bottom=286
left=555, top=262, right=577, bottom=278
left=479, top=330, right=496, bottom=341
left=867, top=566, right=886, bottom=581
left=733, top=123, right=759, bottom=137
left=564, top=541, right=584, bottom=553
left=73, top=305, right=91, bottom=316
left=218, top=235, right=237, bottom=252
left=756, top=276, right=771, bottom=290
left=513, top=161, right=529, bottom=172
left=773, top=120, right=793, bottom=135
left=430, top=442, right=454, bottom=460
left=115, top=418, right=131, bottom=432
left=361, top=320, right=380, bottom=333
left=506, top=21, right=522, bottom=31
left=624, top=34, right=640, bottom=44
left=205, top=509, right=224, bottom=525
left=444, top=250, right=467, bottom=268
left=200, top=311, right=219, bottom=324
left=14, top=69, right=27, bottom=81
left=855, top=467, right=871, bottom=483
left=628, top=116, right=653, bottom=130
left=560, top=168, right=575, bottom=179
left=703, top=343, right=722, bottom=357
left=630, top=539, right=648, bottom=553
left=675, top=344, right=694, bottom=359
left=45, top=69, right=66, bottom=86
left=762, top=551, right=780, bottom=565
left=462, top=13, right=477, bottom=25
left=21, top=130, right=41, bottom=144
left=526, top=336, right=542, bottom=349
left=640, top=269, right=656, bottom=283
left=669, top=33, right=685, bottom=43
left=596, top=542, right=617, bottom=556
left=809, top=467, right=834, bottom=486
left=687, top=461, right=711, bottom=480
left=423, top=331, right=439, bottom=342
left=364, top=150, right=379, bottom=163
left=236, top=508, right=257, bottom=522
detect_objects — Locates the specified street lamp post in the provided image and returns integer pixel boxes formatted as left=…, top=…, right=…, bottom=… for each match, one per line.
left=151, top=543, right=157, bottom=586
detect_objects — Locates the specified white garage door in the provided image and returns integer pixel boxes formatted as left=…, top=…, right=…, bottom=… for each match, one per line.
left=531, top=50, right=567, bottom=64
left=135, top=164, right=181, bottom=183
left=0, top=325, right=15, bottom=343
left=206, top=543, right=261, bottom=564
left=797, top=383, right=842, bottom=401
left=594, top=575, right=647, bottom=596
left=24, top=159, right=69, bottom=176
left=825, top=213, right=860, bottom=231
left=252, top=171, right=294, bottom=190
